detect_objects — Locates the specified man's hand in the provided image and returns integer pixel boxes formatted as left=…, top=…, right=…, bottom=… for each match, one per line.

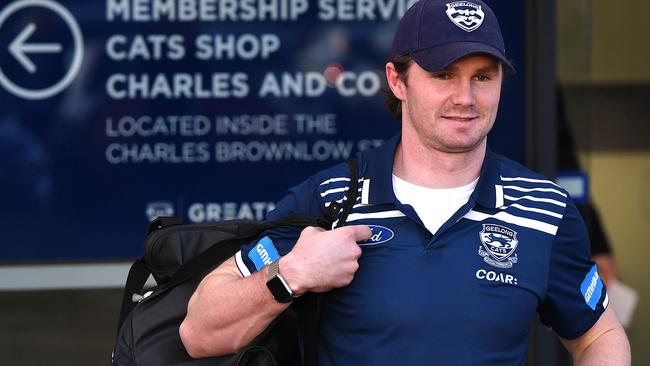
left=180, top=224, right=371, bottom=358
left=279, top=225, right=372, bottom=295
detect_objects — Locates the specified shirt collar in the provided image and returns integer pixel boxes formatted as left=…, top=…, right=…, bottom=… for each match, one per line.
left=472, top=148, right=503, bottom=209
left=361, top=133, right=503, bottom=209
left=362, top=134, right=400, bottom=205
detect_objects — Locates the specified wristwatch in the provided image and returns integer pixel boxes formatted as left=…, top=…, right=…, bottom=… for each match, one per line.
left=266, top=260, right=295, bottom=303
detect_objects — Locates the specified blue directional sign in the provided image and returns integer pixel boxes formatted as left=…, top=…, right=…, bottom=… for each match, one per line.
left=0, top=0, right=525, bottom=262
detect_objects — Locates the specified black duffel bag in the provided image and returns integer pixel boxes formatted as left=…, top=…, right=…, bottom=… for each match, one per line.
left=112, top=160, right=358, bottom=366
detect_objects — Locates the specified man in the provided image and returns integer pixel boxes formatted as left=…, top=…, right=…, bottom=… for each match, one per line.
left=180, top=0, right=630, bottom=364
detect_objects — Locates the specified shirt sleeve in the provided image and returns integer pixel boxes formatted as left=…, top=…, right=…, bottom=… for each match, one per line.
left=235, top=175, right=325, bottom=277
left=537, top=199, right=608, bottom=339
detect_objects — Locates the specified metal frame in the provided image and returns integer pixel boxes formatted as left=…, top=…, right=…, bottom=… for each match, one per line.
left=526, top=0, right=557, bottom=178
left=524, top=1, right=572, bottom=365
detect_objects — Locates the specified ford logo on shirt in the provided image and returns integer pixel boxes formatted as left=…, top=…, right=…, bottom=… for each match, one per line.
left=359, top=225, right=394, bottom=246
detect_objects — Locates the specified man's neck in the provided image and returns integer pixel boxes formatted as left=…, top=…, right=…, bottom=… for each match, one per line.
left=393, top=135, right=486, bottom=189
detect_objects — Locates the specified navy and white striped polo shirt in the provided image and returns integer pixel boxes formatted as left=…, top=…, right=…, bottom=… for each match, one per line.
left=236, top=134, right=607, bottom=365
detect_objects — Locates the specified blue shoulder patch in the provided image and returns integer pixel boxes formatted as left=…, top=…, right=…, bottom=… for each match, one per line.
left=248, top=236, right=280, bottom=271
left=580, top=264, right=603, bottom=310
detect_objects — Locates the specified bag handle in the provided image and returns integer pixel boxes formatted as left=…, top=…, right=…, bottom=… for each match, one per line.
left=303, top=159, right=359, bottom=366
left=117, top=258, right=150, bottom=335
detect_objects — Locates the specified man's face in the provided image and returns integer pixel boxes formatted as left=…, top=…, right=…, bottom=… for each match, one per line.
left=399, top=55, right=503, bottom=154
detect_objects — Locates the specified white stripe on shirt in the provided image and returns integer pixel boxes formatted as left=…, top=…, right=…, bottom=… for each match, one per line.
left=319, top=177, right=350, bottom=185
left=503, top=185, right=567, bottom=197
left=500, top=176, right=561, bottom=187
left=345, top=210, right=406, bottom=222
left=235, top=250, right=251, bottom=277
left=361, top=179, right=370, bottom=205
left=504, top=194, right=566, bottom=207
left=500, top=203, right=563, bottom=218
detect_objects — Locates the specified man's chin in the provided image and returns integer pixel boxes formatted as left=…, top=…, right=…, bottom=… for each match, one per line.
left=435, top=138, right=486, bottom=154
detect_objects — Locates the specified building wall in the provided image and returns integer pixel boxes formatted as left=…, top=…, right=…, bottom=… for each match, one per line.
left=558, top=0, right=650, bottom=363
left=0, top=289, right=121, bottom=365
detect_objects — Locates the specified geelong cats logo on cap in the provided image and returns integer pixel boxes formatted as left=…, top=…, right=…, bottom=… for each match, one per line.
left=478, top=224, right=519, bottom=268
left=445, top=2, right=485, bottom=32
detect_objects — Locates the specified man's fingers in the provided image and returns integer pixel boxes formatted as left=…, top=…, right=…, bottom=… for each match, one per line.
left=301, top=226, right=326, bottom=236
left=344, top=225, right=372, bottom=242
left=304, top=225, right=371, bottom=242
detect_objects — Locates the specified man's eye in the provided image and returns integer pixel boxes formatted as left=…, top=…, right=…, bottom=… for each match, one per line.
left=474, top=74, right=491, bottom=81
left=433, top=73, right=452, bottom=80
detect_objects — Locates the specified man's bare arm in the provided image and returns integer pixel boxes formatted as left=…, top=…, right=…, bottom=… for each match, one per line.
left=179, top=257, right=287, bottom=358
left=179, top=225, right=371, bottom=358
left=562, top=307, right=631, bottom=366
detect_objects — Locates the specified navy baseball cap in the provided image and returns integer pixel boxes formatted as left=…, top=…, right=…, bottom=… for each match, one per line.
left=391, top=0, right=515, bottom=72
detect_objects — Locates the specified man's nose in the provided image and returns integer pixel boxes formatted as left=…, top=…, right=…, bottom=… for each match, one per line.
left=451, top=79, right=476, bottom=106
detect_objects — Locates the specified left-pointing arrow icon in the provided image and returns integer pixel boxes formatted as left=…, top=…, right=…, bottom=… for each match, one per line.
left=9, top=22, right=62, bottom=74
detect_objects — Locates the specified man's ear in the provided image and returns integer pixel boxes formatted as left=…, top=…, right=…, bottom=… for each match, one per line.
left=386, top=62, right=406, bottom=100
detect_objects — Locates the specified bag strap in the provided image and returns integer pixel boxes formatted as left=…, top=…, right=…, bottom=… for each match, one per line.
left=303, top=159, right=359, bottom=366
left=338, top=159, right=359, bottom=226
left=116, top=216, right=187, bottom=338
left=117, top=258, right=151, bottom=335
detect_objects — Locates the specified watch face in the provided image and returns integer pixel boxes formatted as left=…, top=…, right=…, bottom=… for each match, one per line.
left=267, top=275, right=293, bottom=303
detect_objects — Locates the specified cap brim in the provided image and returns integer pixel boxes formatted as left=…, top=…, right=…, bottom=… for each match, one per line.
left=411, top=42, right=516, bottom=73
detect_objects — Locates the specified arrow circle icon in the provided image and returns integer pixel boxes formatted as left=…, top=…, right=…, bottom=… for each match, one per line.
left=0, top=0, right=84, bottom=100
left=10, top=22, right=63, bottom=74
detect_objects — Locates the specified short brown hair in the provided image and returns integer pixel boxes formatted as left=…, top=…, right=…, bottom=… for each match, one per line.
left=384, top=54, right=413, bottom=121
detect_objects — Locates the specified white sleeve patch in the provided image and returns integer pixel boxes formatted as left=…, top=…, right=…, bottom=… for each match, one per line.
left=235, top=250, right=252, bottom=277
